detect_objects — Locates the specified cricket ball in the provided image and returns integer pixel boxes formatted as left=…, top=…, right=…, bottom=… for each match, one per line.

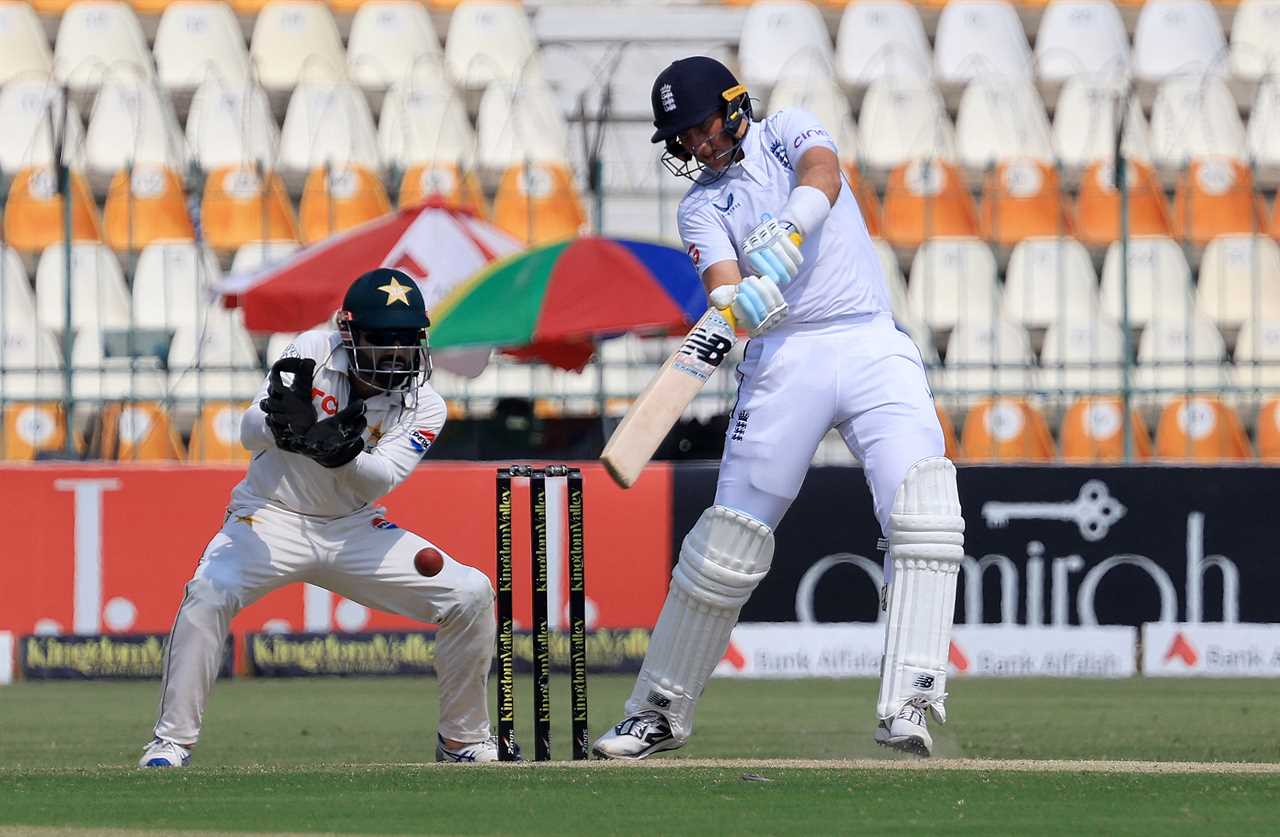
left=414, top=547, right=444, bottom=577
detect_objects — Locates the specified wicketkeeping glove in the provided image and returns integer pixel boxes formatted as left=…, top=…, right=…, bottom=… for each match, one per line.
left=260, top=357, right=317, bottom=453
left=297, top=400, right=367, bottom=468
left=741, top=217, right=803, bottom=289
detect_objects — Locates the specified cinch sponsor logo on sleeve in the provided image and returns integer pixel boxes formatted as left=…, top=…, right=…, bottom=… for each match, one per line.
left=792, top=128, right=830, bottom=148
left=409, top=428, right=436, bottom=453
left=1142, top=623, right=1280, bottom=677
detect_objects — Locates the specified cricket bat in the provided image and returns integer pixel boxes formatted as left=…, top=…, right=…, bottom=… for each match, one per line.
left=601, top=306, right=738, bottom=488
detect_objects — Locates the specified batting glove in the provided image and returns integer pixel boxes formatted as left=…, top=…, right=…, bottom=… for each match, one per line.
left=709, top=276, right=788, bottom=337
left=741, top=218, right=803, bottom=289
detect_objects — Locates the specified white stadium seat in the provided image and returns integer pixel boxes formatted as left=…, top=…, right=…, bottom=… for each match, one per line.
left=1233, top=319, right=1280, bottom=392
left=230, top=240, right=300, bottom=277
left=154, top=2, right=250, bottom=97
left=444, top=0, right=539, bottom=91
left=1149, top=76, right=1246, bottom=173
left=1002, top=236, right=1099, bottom=331
left=378, top=76, right=475, bottom=170
left=84, top=78, right=187, bottom=186
left=738, top=0, right=833, bottom=97
left=1230, top=0, right=1280, bottom=84
left=835, top=0, right=932, bottom=89
left=35, top=243, right=131, bottom=334
left=53, top=1, right=152, bottom=97
left=476, top=78, right=570, bottom=176
left=1034, top=0, right=1130, bottom=86
left=1100, top=236, right=1195, bottom=329
left=566, top=120, right=667, bottom=196
left=1135, top=315, right=1231, bottom=403
left=1247, top=77, right=1280, bottom=186
left=1132, top=0, right=1228, bottom=85
left=1195, top=234, right=1280, bottom=334
left=132, top=241, right=223, bottom=331
left=186, top=79, right=279, bottom=172
left=1052, top=75, right=1152, bottom=176
left=767, top=56, right=858, bottom=162
left=1, top=322, right=66, bottom=401
left=940, top=319, right=1038, bottom=404
left=279, top=80, right=382, bottom=182
left=0, top=1, right=52, bottom=84
left=540, top=43, right=733, bottom=122
left=71, top=324, right=168, bottom=402
left=597, top=193, right=681, bottom=245
left=347, top=1, right=442, bottom=94
left=0, top=81, right=86, bottom=177
left=533, top=3, right=745, bottom=43
left=871, top=237, right=922, bottom=340
left=0, top=246, right=35, bottom=327
left=1040, top=315, right=1127, bottom=396
left=934, top=0, right=1032, bottom=86
left=907, top=236, right=1000, bottom=334
left=857, top=78, right=956, bottom=173
left=250, top=0, right=346, bottom=94
left=955, top=77, right=1053, bottom=173
left=167, top=316, right=264, bottom=401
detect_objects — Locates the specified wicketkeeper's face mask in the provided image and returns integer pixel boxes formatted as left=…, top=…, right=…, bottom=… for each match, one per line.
left=347, top=328, right=432, bottom=392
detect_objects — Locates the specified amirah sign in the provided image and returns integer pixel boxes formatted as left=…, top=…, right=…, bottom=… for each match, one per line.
left=672, top=465, right=1280, bottom=626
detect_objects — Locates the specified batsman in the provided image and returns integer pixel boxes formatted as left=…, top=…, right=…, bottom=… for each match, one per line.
left=593, top=57, right=964, bottom=759
left=138, top=269, right=503, bottom=766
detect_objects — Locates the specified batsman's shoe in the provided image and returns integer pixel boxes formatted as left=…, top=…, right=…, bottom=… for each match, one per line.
left=138, top=737, right=192, bottom=768
left=591, top=710, right=684, bottom=760
left=874, top=698, right=933, bottom=757
left=435, top=734, right=517, bottom=763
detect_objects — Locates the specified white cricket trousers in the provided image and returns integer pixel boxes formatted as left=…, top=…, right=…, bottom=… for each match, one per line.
left=152, top=503, right=495, bottom=746
left=715, top=312, right=944, bottom=539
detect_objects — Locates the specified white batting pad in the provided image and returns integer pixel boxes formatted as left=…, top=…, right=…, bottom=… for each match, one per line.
left=876, top=457, right=965, bottom=722
left=626, top=505, right=774, bottom=740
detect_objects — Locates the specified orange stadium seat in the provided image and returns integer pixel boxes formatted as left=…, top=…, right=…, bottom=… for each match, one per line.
left=1154, top=396, right=1252, bottom=461
left=1059, top=396, right=1152, bottom=461
left=491, top=163, right=586, bottom=246
left=1, top=403, right=75, bottom=460
left=1257, top=398, right=1280, bottom=460
left=131, top=0, right=178, bottom=15
left=959, top=397, right=1056, bottom=462
left=881, top=159, right=978, bottom=253
left=979, top=159, right=1071, bottom=249
left=1170, top=158, right=1266, bottom=248
left=4, top=167, right=101, bottom=253
left=228, top=0, right=273, bottom=14
left=29, top=0, right=78, bottom=13
left=299, top=164, right=391, bottom=245
left=398, top=162, right=487, bottom=216
left=1074, top=160, right=1171, bottom=249
left=936, top=403, right=959, bottom=460
left=188, top=401, right=252, bottom=462
left=201, top=166, right=300, bottom=254
left=97, top=401, right=185, bottom=461
left=103, top=165, right=194, bottom=253
left=842, top=162, right=882, bottom=237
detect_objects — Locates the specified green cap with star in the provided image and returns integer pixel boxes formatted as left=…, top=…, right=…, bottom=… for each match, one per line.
left=340, top=268, right=431, bottom=331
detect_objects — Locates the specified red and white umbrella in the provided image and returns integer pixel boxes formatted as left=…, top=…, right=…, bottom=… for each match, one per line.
left=216, top=201, right=522, bottom=375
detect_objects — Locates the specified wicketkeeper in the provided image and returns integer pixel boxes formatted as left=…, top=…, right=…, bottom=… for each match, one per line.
left=139, top=269, right=503, bottom=766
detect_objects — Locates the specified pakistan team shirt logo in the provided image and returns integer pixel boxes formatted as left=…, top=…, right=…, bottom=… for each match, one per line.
left=660, top=83, right=676, bottom=112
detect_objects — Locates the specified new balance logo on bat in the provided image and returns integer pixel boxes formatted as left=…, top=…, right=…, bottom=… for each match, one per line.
left=680, top=330, right=733, bottom=369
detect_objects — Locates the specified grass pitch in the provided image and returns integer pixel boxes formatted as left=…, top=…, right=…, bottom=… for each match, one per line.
left=2, top=676, right=1278, bottom=835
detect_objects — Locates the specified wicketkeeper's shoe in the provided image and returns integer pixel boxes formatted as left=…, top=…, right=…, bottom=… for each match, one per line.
left=874, top=698, right=933, bottom=757
left=590, top=710, right=684, bottom=760
left=138, top=737, right=192, bottom=768
left=435, top=734, right=517, bottom=763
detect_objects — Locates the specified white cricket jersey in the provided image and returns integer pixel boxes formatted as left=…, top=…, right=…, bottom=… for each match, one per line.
left=232, top=330, right=446, bottom=518
left=676, top=108, right=891, bottom=323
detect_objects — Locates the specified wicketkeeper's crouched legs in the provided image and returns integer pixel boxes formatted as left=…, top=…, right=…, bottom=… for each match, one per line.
left=625, top=505, right=774, bottom=741
left=876, top=457, right=964, bottom=723
left=430, top=566, right=496, bottom=743
left=153, top=572, right=239, bottom=745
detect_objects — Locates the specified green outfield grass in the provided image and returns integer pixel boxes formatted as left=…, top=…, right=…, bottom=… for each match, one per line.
left=2, top=676, right=1278, bottom=835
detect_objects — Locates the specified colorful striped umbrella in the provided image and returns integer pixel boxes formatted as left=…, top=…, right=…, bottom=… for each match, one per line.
left=430, top=237, right=707, bottom=370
